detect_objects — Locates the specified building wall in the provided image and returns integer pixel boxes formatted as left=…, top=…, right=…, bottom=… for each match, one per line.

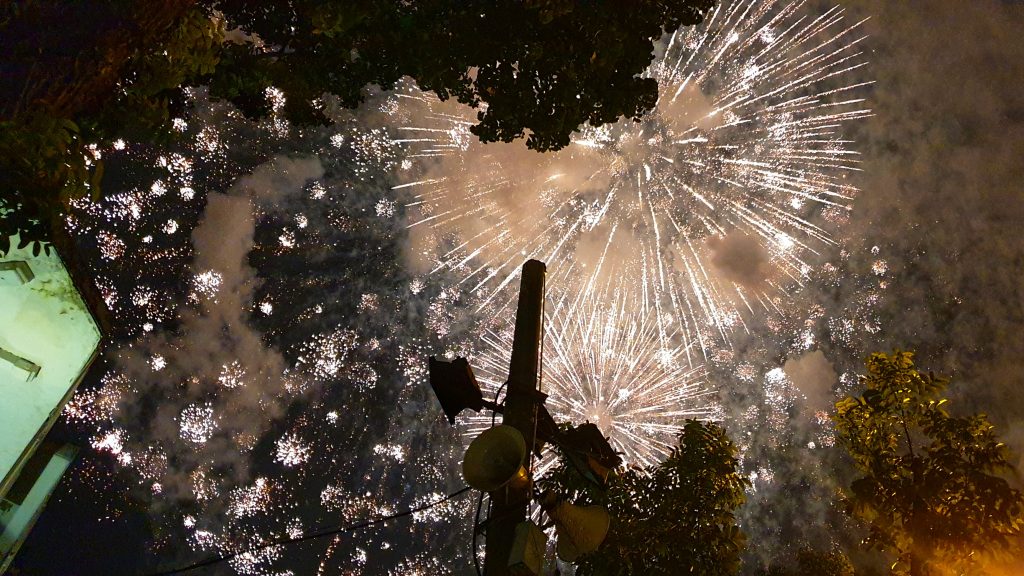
left=0, top=238, right=101, bottom=500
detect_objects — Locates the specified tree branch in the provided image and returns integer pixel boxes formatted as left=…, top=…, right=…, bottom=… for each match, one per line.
left=900, top=407, right=916, bottom=459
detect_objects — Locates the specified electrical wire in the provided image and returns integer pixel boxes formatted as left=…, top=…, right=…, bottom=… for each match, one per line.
left=473, top=377, right=509, bottom=576
left=527, top=293, right=546, bottom=478
left=148, top=486, right=472, bottom=575
left=472, top=491, right=485, bottom=576
left=470, top=283, right=544, bottom=576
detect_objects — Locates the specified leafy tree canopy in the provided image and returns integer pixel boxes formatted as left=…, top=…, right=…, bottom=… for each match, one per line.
left=1, top=0, right=222, bottom=251
left=834, top=351, right=1024, bottom=576
left=759, top=548, right=856, bottom=576
left=1, top=0, right=715, bottom=250
left=208, top=0, right=714, bottom=151
left=540, top=419, right=748, bottom=576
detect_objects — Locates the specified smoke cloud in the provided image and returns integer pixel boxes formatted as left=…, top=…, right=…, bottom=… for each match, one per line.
left=707, top=231, right=772, bottom=290
left=841, top=0, right=1024, bottom=439
left=728, top=1, right=1024, bottom=571
left=783, top=350, right=837, bottom=415
left=53, top=2, right=1024, bottom=573
left=115, top=155, right=324, bottom=504
left=705, top=2, right=1024, bottom=569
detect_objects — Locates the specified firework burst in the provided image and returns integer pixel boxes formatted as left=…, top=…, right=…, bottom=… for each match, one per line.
left=464, top=275, right=716, bottom=468
left=49, top=1, right=877, bottom=573
left=395, top=0, right=871, bottom=357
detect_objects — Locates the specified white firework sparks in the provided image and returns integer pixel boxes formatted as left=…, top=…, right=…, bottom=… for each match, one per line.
left=179, top=402, right=218, bottom=444
left=228, top=477, right=274, bottom=519
left=218, top=361, right=247, bottom=389
left=55, top=1, right=882, bottom=574
left=395, top=0, right=871, bottom=359
left=467, top=275, right=715, bottom=468
left=542, top=297, right=713, bottom=466
left=274, top=432, right=311, bottom=467
left=383, top=0, right=872, bottom=473
left=193, top=270, right=224, bottom=301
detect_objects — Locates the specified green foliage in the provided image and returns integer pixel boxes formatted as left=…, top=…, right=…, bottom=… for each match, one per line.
left=0, top=114, right=94, bottom=196
left=833, top=351, right=1024, bottom=575
left=0, top=113, right=96, bottom=251
left=205, top=0, right=715, bottom=151
left=760, top=548, right=856, bottom=576
left=793, top=548, right=855, bottom=576
left=0, top=5, right=222, bottom=251
left=541, top=419, right=748, bottom=576
left=89, top=6, right=224, bottom=143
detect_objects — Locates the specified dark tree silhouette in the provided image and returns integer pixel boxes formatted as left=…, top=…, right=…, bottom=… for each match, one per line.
left=834, top=351, right=1024, bottom=576
left=541, top=419, right=747, bottom=576
left=2, top=0, right=714, bottom=250
left=208, top=0, right=714, bottom=151
left=759, top=548, right=856, bottom=576
left=1, top=1, right=221, bottom=252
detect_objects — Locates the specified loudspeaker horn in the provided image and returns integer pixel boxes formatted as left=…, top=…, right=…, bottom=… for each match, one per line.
left=462, top=425, right=528, bottom=492
left=548, top=501, right=611, bottom=562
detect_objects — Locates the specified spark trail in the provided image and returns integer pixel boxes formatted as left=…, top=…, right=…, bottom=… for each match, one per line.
left=395, top=0, right=871, bottom=361
left=463, top=264, right=717, bottom=468
left=52, top=1, right=876, bottom=573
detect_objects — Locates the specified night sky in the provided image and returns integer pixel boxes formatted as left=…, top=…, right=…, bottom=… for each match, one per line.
left=11, top=1, right=1024, bottom=575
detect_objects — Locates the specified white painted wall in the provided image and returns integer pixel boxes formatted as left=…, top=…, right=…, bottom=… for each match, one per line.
left=0, top=237, right=100, bottom=497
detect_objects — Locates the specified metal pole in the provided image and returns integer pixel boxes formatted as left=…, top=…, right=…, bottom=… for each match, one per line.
left=483, top=259, right=545, bottom=575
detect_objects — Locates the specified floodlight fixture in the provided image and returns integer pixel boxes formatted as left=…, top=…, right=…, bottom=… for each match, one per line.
left=428, top=356, right=485, bottom=424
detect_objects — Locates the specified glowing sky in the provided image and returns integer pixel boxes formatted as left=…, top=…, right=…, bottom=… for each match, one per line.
left=11, top=1, right=1024, bottom=574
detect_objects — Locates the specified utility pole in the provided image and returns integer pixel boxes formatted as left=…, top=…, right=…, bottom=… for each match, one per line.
left=483, top=259, right=546, bottom=576
left=427, top=259, right=615, bottom=573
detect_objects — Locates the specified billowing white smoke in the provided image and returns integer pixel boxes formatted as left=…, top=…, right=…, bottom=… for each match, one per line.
left=841, top=0, right=1024, bottom=458
left=114, top=156, right=323, bottom=504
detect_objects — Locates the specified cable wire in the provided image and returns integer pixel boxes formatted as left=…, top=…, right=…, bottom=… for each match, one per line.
left=473, top=376, right=508, bottom=575
left=472, top=491, right=485, bottom=576
left=527, top=295, right=546, bottom=478
left=148, top=486, right=472, bottom=575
